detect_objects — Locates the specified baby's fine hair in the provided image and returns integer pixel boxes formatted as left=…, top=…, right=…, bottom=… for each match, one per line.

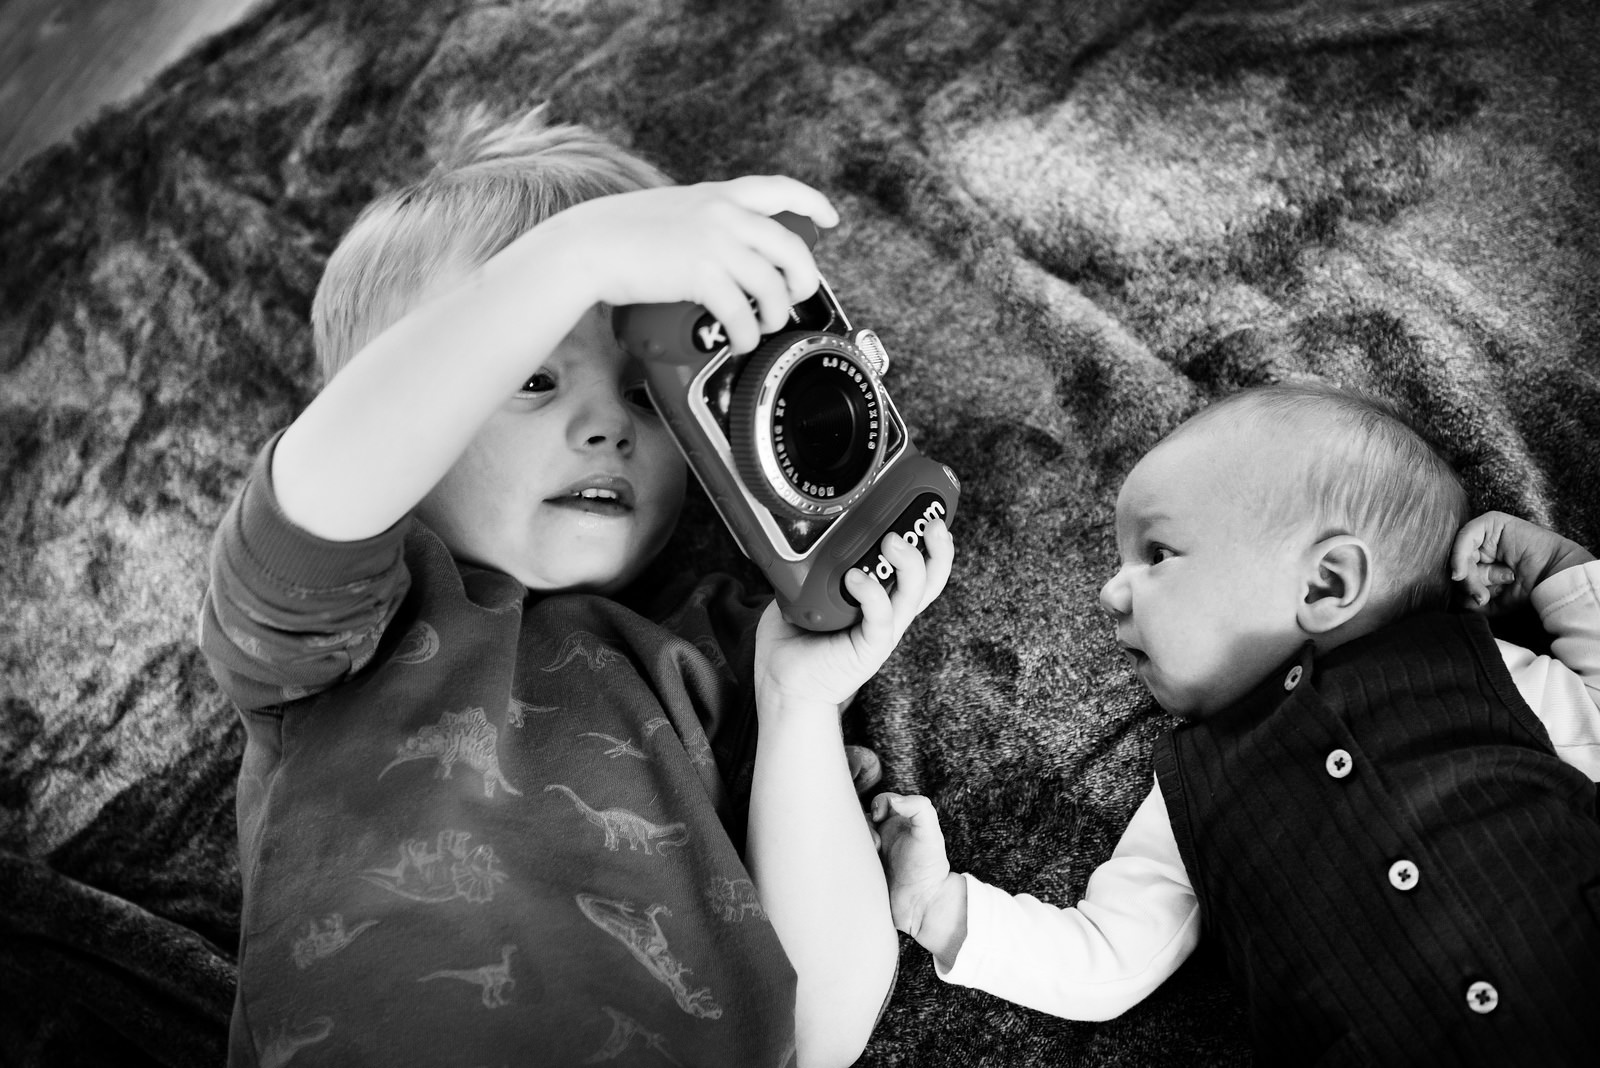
left=312, top=104, right=671, bottom=381
left=1179, top=381, right=1469, bottom=619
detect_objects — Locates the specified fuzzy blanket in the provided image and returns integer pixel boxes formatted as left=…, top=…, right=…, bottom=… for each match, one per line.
left=4, top=1, right=1599, bottom=1064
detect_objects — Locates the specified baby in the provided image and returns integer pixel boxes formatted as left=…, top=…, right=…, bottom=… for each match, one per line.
left=874, top=381, right=1600, bottom=1065
left=199, top=107, right=951, bottom=1068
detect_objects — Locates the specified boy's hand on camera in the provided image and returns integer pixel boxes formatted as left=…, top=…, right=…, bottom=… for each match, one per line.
left=1451, top=511, right=1596, bottom=614
left=545, top=177, right=839, bottom=355
left=754, top=519, right=953, bottom=712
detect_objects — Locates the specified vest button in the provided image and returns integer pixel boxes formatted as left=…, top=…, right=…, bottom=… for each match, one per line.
left=1283, top=665, right=1303, bottom=690
left=1465, top=980, right=1499, bottom=1014
left=1387, top=859, right=1419, bottom=891
left=1325, top=749, right=1353, bottom=778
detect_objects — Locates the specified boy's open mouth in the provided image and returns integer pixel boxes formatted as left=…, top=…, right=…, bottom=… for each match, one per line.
left=548, top=475, right=635, bottom=516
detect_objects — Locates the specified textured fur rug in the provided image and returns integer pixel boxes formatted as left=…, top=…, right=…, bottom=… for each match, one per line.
left=3, top=1, right=1598, bottom=1065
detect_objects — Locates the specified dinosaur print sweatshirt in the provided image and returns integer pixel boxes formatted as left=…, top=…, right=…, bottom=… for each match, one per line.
left=200, top=437, right=799, bottom=1068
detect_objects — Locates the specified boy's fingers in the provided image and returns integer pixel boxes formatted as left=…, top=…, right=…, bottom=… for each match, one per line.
left=695, top=269, right=762, bottom=354
left=917, top=520, right=954, bottom=611
left=740, top=218, right=823, bottom=306
left=722, top=244, right=796, bottom=336
left=720, top=175, right=839, bottom=229
left=876, top=532, right=930, bottom=632
left=846, top=567, right=897, bottom=652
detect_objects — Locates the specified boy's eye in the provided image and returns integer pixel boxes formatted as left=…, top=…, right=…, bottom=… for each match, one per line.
left=624, top=383, right=656, bottom=412
left=1150, top=545, right=1175, bottom=565
left=519, top=370, right=556, bottom=395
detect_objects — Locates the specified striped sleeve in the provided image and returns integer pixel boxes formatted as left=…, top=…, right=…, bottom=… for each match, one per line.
left=197, top=433, right=411, bottom=710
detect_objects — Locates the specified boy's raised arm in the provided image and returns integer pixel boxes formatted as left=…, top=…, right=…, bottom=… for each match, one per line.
left=271, top=227, right=596, bottom=541
left=272, top=177, right=837, bottom=542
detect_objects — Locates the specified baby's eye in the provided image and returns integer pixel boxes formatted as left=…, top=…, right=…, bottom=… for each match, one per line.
left=624, top=383, right=656, bottom=413
left=519, top=369, right=556, bottom=395
left=1149, top=545, right=1175, bottom=565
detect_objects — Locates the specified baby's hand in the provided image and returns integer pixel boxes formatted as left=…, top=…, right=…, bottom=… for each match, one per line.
left=541, top=176, right=840, bottom=356
left=1451, top=511, right=1596, bottom=614
left=870, top=792, right=956, bottom=939
left=754, top=519, right=954, bottom=713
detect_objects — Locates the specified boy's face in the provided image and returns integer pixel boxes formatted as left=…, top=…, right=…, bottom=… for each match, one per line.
left=1099, top=425, right=1312, bottom=718
left=417, top=306, right=687, bottom=594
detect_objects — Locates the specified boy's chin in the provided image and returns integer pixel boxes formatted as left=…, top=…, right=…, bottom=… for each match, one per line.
left=505, top=553, right=639, bottom=597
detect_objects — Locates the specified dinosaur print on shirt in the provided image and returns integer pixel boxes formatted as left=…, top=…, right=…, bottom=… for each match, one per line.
left=576, top=893, right=722, bottom=1020
left=259, top=1015, right=333, bottom=1068
left=418, top=944, right=517, bottom=1008
left=381, top=706, right=521, bottom=798
left=581, top=732, right=647, bottom=759
left=545, top=784, right=689, bottom=854
left=291, top=913, right=379, bottom=969
left=506, top=696, right=558, bottom=728
left=642, top=717, right=713, bottom=767
left=392, top=620, right=440, bottom=664
left=585, top=1006, right=682, bottom=1065
left=362, top=829, right=508, bottom=904
left=705, top=877, right=766, bottom=923
left=543, top=631, right=626, bottom=672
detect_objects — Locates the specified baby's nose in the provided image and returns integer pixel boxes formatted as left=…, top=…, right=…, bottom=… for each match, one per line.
left=1098, top=570, right=1131, bottom=617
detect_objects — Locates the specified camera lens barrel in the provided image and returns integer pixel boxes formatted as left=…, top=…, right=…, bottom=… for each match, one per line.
left=730, top=332, right=890, bottom=520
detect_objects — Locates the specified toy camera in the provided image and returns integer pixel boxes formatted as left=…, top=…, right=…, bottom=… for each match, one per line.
left=613, top=213, right=961, bottom=631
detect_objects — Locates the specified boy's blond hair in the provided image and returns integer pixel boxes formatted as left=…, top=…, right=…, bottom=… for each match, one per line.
left=312, top=105, right=671, bottom=381
left=1177, top=381, right=1469, bottom=620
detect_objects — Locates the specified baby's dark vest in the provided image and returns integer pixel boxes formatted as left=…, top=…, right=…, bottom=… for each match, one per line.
left=1153, top=611, right=1600, bottom=1067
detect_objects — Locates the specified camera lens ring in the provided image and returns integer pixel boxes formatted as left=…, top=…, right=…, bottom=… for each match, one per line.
left=730, top=333, right=890, bottom=520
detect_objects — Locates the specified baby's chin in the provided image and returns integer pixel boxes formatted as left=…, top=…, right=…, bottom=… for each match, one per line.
left=1143, top=683, right=1213, bottom=721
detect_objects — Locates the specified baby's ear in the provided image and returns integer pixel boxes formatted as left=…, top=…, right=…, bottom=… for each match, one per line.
left=1297, top=535, right=1372, bottom=635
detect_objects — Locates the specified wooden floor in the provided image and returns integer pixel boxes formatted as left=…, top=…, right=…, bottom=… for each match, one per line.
left=0, top=0, right=262, bottom=180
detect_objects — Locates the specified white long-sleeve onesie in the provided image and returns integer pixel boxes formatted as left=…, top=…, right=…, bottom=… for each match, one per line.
left=939, top=562, right=1600, bottom=1020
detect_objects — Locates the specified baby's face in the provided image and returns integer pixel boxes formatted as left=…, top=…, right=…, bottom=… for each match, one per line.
left=417, top=305, right=686, bottom=594
left=1099, top=426, right=1312, bottom=718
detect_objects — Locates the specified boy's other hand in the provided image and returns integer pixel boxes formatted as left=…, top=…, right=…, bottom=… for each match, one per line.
left=754, top=517, right=954, bottom=712
left=1451, top=511, right=1596, bottom=614
left=543, top=176, right=839, bottom=356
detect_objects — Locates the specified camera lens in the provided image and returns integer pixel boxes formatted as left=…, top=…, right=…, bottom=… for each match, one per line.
left=730, top=333, right=888, bottom=519
left=779, top=358, right=875, bottom=487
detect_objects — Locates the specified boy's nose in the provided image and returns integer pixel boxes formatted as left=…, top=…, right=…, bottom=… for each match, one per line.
left=572, top=396, right=635, bottom=454
left=1098, top=569, right=1131, bottom=617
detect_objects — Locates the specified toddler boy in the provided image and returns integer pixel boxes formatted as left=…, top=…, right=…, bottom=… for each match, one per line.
left=199, top=107, right=952, bottom=1068
left=875, top=382, right=1599, bottom=1065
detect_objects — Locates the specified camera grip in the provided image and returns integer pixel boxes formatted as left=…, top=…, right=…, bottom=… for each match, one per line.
left=770, top=211, right=820, bottom=248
